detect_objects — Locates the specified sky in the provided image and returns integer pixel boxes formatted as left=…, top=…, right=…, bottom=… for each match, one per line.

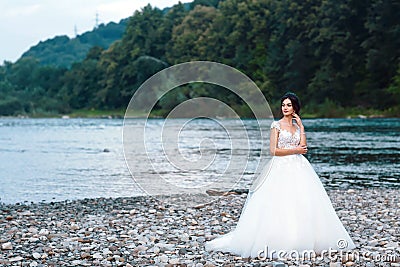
left=0, top=0, right=192, bottom=63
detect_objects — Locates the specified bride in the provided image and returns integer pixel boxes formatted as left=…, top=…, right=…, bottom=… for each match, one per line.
left=205, top=92, right=356, bottom=259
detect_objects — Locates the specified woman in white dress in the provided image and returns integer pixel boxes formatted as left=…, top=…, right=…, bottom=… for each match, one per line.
left=205, top=92, right=356, bottom=259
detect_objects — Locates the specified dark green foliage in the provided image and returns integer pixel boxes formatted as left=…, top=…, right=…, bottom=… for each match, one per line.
left=0, top=0, right=399, bottom=117
left=190, top=0, right=222, bottom=9
left=20, top=20, right=128, bottom=68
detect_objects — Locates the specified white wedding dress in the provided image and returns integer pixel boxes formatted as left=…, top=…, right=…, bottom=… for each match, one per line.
left=205, top=120, right=356, bottom=259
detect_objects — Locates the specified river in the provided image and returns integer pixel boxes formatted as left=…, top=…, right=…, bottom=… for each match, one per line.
left=0, top=117, right=398, bottom=204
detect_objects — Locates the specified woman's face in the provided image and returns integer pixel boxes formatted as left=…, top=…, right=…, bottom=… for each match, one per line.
left=281, top=98, right=294, bottom=116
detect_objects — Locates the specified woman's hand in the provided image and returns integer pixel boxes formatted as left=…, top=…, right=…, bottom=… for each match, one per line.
left=295, top=145, right=308, bottom=154
left=292, top=112, right=303, bottom=128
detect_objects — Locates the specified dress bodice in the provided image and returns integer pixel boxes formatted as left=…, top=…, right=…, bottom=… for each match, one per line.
left=270, top=120, right=300, bottom=149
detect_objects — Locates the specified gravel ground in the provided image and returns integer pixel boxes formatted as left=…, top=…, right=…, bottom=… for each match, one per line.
left=1, top=188, right=399, bottom=267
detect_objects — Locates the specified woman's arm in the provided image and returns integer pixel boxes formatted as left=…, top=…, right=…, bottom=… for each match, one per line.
left=293, top=113, right=308, bottom=154
left=299, top=125, right=307, bottom=147
left=270, top=127, right=307, bottom=156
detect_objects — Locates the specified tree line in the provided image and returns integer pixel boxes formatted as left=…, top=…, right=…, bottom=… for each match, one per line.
left=21, top=20, right=128, bottom=68
left=0, top=0, right=399, bottom=117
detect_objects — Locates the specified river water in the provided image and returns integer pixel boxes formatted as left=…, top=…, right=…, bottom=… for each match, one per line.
left=0, top=117, right=398, bottom=204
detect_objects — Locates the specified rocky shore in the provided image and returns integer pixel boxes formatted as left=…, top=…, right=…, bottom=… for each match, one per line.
left=1, top=188, right=399, bottom=267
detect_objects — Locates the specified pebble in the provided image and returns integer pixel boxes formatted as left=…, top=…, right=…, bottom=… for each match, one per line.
left=71, top=259, right=82, bottom=265
left=1, top=242, right=13, bottom=250
left=159, top=254, right=169, bottom=263
left=70, top=223, right=79, bottom=230
left=169, top=258, right=180, bottom=264
left=0, top=188, right=398, bottom=266
left=92, top=253, right=103, bottom=259
left=28, top=227, right=38, bottom=234
left=9, top=256, right=24, bottom=262
left=39, top=229, right=49, bottom=235
left=181, top=233, right=190, bottom=242
left=81, top=252, right=91, bottom=259
left=32, top=252, right=41, bottom=259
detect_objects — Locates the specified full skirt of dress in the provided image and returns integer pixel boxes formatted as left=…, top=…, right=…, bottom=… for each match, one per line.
left=205, top=154, right=356, bottom=259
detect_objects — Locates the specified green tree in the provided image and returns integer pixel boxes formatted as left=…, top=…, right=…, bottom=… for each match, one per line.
left=166, top=5, right=220, bottom=63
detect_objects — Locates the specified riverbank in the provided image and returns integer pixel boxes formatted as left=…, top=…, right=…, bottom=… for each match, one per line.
left=1, top=188, right=399, bottom=266
left=2, top=105, right=400, bottom=119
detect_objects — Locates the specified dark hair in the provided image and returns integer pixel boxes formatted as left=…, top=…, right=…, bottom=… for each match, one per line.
left=280, top=91, right=301, bottom=115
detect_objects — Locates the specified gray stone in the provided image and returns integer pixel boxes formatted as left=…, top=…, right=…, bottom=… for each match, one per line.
left=32, top=252, right=41, bottom=259
left=92, top=253, right=103, bottom=259
left=272, top=262, right=286, bottom=267
left=159, top=254, right=168, bottom=263
left=9, top=256, right=24, bottom=262
left=1, top=242, right=13, bottom=250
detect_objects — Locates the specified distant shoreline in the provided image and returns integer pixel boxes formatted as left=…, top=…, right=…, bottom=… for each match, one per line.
left=0, top=103, right=399, bottom=120
left=0, top=112, right=398, bottom=120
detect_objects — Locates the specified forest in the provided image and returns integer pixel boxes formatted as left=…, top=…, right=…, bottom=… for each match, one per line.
left=0, top=0, right=399, bottom=118
left=20, top=19, right=128, bottom=68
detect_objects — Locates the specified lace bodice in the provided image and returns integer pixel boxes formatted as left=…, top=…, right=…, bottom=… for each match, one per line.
left=270, top=120, right=300, bottom=149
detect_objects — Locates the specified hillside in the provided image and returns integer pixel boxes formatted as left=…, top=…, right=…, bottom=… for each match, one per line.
left=17, top=1, right=204, bottom=69
left=0, top=0, right=398, bottom=117
left=20, top=19, right=128, bottom=68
